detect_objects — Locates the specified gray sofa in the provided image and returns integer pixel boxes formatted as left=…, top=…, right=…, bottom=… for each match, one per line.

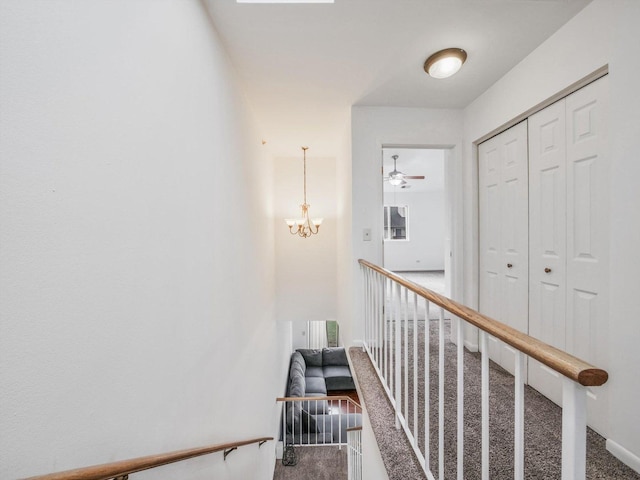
left=293, top=347, right=356, bottom=394
left=284, top=347, right=361, bottom=445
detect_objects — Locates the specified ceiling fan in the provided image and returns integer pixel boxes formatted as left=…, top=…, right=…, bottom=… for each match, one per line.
left=385, top=154, right=425, bottom=186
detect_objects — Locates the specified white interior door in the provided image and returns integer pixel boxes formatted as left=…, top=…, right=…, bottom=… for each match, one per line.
left=528, top=99, right=567, bottom=406
left=479, top=121, right=529, bottom=375
left=527, top=76, right=609, bottom=435
left=565, top=76, right=609, bottom=437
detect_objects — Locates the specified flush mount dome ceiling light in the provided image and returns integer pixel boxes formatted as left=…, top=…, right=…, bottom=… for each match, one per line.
left=423, top=48, right=467, bottom=79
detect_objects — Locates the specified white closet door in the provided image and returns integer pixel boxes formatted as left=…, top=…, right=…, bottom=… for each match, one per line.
left=479, top=121, right=529, bottom=375
left=528, top=99, right=567, bottom=406
left=527, top=76, right=609, bottom=434
left=566, top=76, right=609, bottom=436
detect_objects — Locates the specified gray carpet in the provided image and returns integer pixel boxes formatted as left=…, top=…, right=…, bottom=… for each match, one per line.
left=351, top=345, right=428, bottom=480
left=272, top=446, right=347, bottom=480
left=350, top=320, right=640, bottom=480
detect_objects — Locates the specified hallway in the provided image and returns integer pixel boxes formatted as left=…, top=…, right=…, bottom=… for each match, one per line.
left=349, top=326, right=639, bottom=479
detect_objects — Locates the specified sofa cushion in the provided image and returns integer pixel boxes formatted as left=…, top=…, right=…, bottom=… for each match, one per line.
left=288, top=374, right=305, bottom=397
left=285, top=404, right=318, bottom=435
left=301, top=399, right=329, bottom=415
left=323, top=365, right=351, bottom=379
left=297, top=348, right=323, bottom=367
left=305, top=366, right=324, bottom=378
left=300, top=409, right=319, bottom=433
left=304, top=376, right=327, bottom=395
left=322, top=347, right=348, bottom=366
left=285, top=402, right=301, bottom=433
left=289, top=352, right=306, bottom=379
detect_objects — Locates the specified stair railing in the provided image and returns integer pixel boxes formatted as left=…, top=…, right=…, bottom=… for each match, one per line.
left=276, top=395, right=362, bottom=448
left=359, top=259, right=607, bottom=480
left=21, top=437, right=272, bottom=480
left=347, top=426, right=363, bottom=480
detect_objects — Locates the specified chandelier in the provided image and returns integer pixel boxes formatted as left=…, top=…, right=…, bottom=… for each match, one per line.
left=285, top=146, right=323, bottom=238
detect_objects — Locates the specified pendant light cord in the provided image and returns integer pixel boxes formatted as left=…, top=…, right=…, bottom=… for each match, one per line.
left=302, top=146, right=308, bottom=205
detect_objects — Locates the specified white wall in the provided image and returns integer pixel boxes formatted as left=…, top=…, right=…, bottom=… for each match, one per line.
left=336, top=120, right=354, bottom=347
left=350, top=106, right=464, bottom=345
left=383, top=190, right=445, bottom=272
left=605, top=2, right=640, bottom=471
left=462, top=0, right=640, bottom=468
left=273, top=154, right=337, bottom=349
left=0, top=1, right=287, bottom=479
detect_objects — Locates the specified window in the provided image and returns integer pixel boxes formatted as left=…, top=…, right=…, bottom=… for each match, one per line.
left=383, top=205, right=408, bottom=241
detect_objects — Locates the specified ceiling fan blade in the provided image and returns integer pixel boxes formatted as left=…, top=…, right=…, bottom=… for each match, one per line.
left=403, top=175, right=425, bottom=180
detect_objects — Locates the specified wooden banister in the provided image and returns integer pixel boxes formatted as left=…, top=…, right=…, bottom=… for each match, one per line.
left=359, top=259, right=608, bottom=387
left=23, top=437, right=273, bottom=480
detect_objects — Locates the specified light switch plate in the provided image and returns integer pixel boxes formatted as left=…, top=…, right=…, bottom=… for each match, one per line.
left=363, top=228, right=372, bottom=241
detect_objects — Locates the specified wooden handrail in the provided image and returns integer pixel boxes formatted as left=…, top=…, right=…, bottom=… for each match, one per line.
left=346, top=426, right=363, bottom=432
left=23, top=437, right=273, bottom=480
left=359, top=259, right=608, bottom=387
left=277, top=396, right=362, bottom=410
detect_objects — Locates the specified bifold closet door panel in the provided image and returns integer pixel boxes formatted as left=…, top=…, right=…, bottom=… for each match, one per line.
left=527, top=99, right=567, bottom=407
left=566, top=76, right=610, bottom=437
left=479, top=76, right=610, bottom=435
left=479, top=120, right=529, bottom=376
left=479, top=136, right=502, bottom=323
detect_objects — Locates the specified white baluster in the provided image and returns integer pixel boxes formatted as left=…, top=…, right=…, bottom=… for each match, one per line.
left=438, top=308, right=445, bottom=480
left=457, top=316, right=464, bottom=480
left=413, top=292, right=418, bottom=443
left=378, top=272, right=383, bottom=371
left=384, top=278, right=388, bottom=388
left=424, top=298, right=430, bottom=472
left=364, top=268, right=369, bottom=352
left=376, top=272, right=381, bottom=369
left=404, top=287, right=409, bottom=424
left=480, top=331, right=489, bottom=480
left=395, top=282, right=402, bottom=429
left=561, top=378, right=587, bottom=480
left=338, top=399, right=343, bottom=447
left=515, top=351, right=525, bottom=480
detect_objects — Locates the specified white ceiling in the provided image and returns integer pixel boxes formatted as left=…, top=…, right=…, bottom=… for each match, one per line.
left=204, top=0, right=592, bottom=157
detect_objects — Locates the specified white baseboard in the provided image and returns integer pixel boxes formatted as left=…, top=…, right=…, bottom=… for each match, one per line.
left=606, top=438, right=640, bottom=474
left=352, top=339, right=364, bottom=349
left=464, top=340, right=479, bottom=352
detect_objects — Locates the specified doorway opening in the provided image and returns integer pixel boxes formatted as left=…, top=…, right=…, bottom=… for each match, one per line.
left=382, top=147, right=451, bottom=302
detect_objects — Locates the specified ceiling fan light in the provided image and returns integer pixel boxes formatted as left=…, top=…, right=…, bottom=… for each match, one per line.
left=424, top=48, right=467, bottom=79
left=388, top=176, right=404, bottom=186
